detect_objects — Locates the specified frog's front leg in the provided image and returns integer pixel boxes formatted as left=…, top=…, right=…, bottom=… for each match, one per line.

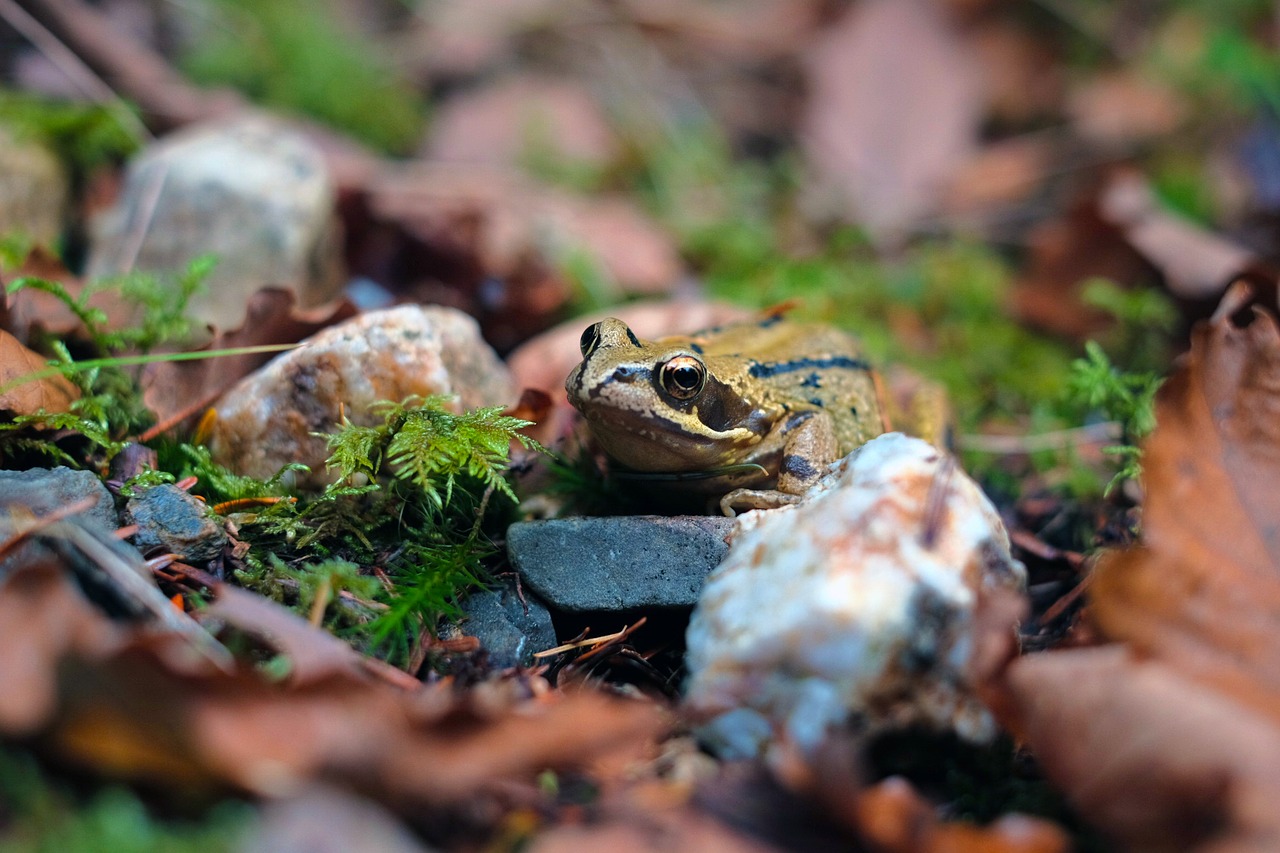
left=720, top=410, right=837, bottom=515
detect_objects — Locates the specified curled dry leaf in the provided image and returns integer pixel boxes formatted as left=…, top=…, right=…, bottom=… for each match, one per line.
left=0, top=329, right=79, bottom=415
left=0, top=560, right=668, bottom=825
left=1002, top=287, right=1280, bottom=850
left=800, top=0, right=983, bottom=241
left=1099, top=170, right=1259, bottom=299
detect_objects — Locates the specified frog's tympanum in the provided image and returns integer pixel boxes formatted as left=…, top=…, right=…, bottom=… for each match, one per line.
left=565, top=315, right=888, bottom=514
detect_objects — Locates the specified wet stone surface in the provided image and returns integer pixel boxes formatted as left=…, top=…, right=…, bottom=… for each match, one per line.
left=448, top=577, right=557, bottom=669
left=0, top=467, right=118, bottom=533
left=125, top=484, right=228, bottom=563
left=506, top=516, right=735, bottom=612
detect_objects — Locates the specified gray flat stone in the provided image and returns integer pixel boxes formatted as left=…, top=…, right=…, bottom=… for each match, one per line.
left=507, top=516, right=735, bottom=612
left=450, top=578, right=557, bottom=668
left=125, top=483, right=227, bottom=562
left=0, top=467, right=117, bottom=531
left=0, top=466, right=121, bottom=577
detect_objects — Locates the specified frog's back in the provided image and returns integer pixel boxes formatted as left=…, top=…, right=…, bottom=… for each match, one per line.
left=662, top=316, right=883, bottom=452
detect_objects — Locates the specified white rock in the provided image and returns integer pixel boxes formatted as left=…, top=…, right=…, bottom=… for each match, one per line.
left=684, top=433, right=1024, bottom=758
left=210, top=305, right=513, bottom=486
left=87, top=114, right=343, bottom=331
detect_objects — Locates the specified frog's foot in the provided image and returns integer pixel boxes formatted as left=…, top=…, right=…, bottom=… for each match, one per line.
left=719, top=488, right=801, bottom=517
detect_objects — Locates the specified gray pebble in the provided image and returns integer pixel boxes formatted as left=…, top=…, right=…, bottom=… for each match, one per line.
left=125, top=483, right=227, bottom=563
left=506, top=516, right=734, bottom=612
left=448, top=578, right=557, bottom=669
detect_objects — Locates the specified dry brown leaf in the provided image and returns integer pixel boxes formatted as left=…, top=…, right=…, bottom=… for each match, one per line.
left=1001, top=290, right=1280, bottom=850
left=1008, top=647, right=1280, bottom=852
left=1011, top=197, right=1158, bottom=339
left=140, top=288, right=356, bottom=427
left=0, top=329, right=79, bottom=415
left=1068, top=71, right=1188, bottom=146
left=368, top=164, right=682, bottom=296
left=0, top=247, right=135, bottom=344
left=1099, top=170, right=1259, bottom=299
left=0, top=561, right=668, bottom=824
left=425, top=76, right=618, bottom=172
left=800, top=0, right=983, bottom=241
left=1091, top=287, right=1280, bottom=718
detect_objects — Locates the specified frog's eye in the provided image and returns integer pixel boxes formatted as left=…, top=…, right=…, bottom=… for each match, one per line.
left=579, top=324, right=601, bottom=358
left=660, top=356, right=706, bottom=400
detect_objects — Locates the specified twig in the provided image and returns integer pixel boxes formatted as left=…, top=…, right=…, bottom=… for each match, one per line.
left=919, top=454, right=956, bottom=550
left=0, top=495, right=99, bottom=559
left=533, top=618, right=647, bottom=659
left=958, top=422, right=1121, bottom=454
left=15, top=0, right=243, bottom=131
left=0, top=0, right=150, bottom=141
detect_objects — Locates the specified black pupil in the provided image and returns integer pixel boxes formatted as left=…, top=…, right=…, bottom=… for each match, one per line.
left=671, top=365, right=700, bottom=391
left=580, top=325, right=600, bottom=357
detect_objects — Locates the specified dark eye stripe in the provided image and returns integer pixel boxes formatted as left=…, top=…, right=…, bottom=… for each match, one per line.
left=580, top=324, right=601, bottom=357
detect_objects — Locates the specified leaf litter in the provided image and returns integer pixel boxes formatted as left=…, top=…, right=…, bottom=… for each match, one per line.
left=9, top=0, right=1280, bottom=849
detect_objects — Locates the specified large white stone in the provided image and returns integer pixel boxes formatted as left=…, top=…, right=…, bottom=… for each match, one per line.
left=88, top=114, right=342, bottom=331
left=684, top=433, right=1024, bottom=758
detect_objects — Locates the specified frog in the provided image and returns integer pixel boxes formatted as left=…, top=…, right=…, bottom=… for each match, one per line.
left=565, top=314, right=894, bottom=515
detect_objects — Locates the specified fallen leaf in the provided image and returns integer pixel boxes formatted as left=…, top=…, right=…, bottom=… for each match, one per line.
left=0, top=329, right=79, bottom=415
left=1011, top=195, right=1158, bottom=339
left=425, top=76, right=618, bottom=173
left=1068, top=71, right=1188, bottom=146
left=800, top=0, right=984, bottom=241
left=0, top=560, right=668, bottom=834
left=1001, top=289, right=1280, bottom=850
left=0, top=246, right=134, bottom=344
left=1091, top=286, right=1280, bottom=717
left=1099, top=169, right=1260, bottom=299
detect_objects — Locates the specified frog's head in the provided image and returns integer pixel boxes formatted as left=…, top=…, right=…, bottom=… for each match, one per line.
left=565, top=318, right=765, bottom=472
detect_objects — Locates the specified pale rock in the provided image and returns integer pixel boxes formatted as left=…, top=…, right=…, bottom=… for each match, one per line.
left=0, top=126, right=67, bottom=248
left=684, top=433, right=1024, bottom=758
left=210, top=305, right=513, bottom=486
left=87, top=114, right=343, bottom=331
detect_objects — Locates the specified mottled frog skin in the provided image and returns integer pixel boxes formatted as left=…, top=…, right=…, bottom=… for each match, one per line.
left=565, top=315, right=885, bottom=514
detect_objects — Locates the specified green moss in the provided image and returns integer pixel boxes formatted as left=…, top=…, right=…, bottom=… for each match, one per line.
left=180, top=0, right=426, bottom=154
left=0, top=746, right=251, bottom=853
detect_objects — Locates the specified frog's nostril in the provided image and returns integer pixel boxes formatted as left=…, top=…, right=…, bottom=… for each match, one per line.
left=611, top=366, right=641, bottom=383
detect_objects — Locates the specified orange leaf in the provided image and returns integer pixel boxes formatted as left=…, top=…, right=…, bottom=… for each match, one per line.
left=0, top=329, right=79, bottom=416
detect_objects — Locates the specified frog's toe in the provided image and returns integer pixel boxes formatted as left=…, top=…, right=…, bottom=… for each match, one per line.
left=719, top=488, right=801, bottom=517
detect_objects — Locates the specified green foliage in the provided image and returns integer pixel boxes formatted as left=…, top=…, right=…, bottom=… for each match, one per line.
left=0, top=89, right=141, bottom=178
left=180, top=0, right=426, bottom=154
left=0, top=258, right=215, bottom=467
left=213, top=396, right=541, bottom=663
left=0, top=745, right=249, bottom=853
left=7, top=256, right=212, bottom=356
left=1066, top=341, right=1163, bottom=492
left=329, top=395, right=543, bottom=511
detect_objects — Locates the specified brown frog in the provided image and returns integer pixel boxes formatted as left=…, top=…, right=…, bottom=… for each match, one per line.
left=565, top=314, right=892, bottom=514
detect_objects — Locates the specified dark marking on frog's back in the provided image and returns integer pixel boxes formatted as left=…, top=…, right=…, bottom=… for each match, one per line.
left=781, top=454, right=818, bottom=481
left=800, top=372, right=822, bottom=389
left=758, top=314, right=785, bottom=329
left=689, top=342, right=704, bottom=355
left=748, top=356, right=871, bottom=379
left=808, top=397, right=824, bottom=407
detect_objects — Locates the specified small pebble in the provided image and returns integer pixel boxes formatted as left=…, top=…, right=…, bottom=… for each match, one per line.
left=125, top=483, right=227, bottom=563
